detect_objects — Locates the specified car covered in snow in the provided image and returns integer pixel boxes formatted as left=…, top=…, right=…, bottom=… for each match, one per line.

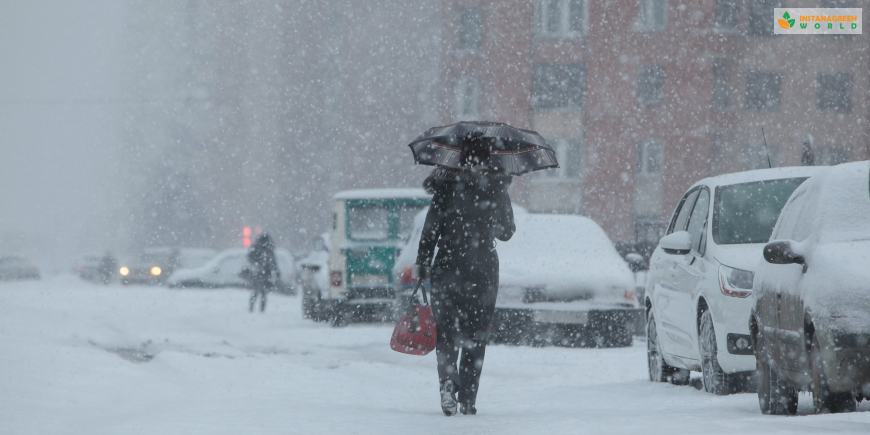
left=751, top=161, right=870, bottom=415
left=167, top=248, right=295, bottom=293
left=0, top=255, right=40, bottom=281
left=645, top=166, right=826, bottom=394
left=394, top=208, right=639, bottom=347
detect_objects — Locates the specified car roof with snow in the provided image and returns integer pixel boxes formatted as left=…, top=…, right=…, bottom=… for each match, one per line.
left=333, top=188, right=430, bottom=200
left=689, top=166, right=828, bottom=189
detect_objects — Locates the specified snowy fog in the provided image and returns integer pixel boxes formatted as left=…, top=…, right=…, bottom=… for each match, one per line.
left=2, top=0, right=870, bottom=432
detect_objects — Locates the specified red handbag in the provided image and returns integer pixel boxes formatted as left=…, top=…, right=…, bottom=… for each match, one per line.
left=390, top=281, right=437, bottom=355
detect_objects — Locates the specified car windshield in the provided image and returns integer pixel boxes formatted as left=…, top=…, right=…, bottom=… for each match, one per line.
left=348, top=205, right=389, bottom=240
left=139, top=252, right=173, bottom=265
left=713, top=178, right=807, bottom=245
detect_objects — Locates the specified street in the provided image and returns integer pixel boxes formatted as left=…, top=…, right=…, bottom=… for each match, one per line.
left=2, top=276, right=869, bottom=434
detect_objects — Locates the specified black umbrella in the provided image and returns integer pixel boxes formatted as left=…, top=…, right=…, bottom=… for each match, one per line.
left=407, top=121, right=559, bottom=175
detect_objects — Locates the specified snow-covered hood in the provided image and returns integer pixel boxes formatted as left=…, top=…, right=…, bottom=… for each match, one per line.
left=496, top=214, right=634, bottom=305
left=712, top=243, right=764, bottom=272
left=802, top=240, right=870, bottom=335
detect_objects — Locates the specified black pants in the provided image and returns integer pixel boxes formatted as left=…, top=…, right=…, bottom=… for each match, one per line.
left=249, top=284, right=271, bottom=312
left=431, top=251, right=498, bottom=404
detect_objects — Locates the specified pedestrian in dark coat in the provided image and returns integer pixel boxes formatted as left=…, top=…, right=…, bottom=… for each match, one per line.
left=413, top=137, right=515, bottom=416
left=247, top=234, right=280, bottom=312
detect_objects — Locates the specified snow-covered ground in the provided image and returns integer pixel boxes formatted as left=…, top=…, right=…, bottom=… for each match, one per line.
left=2, top=275, right=869, bottom=434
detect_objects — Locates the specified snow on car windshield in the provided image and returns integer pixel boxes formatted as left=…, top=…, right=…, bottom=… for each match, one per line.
left=713, top=178, right=807, bottom=245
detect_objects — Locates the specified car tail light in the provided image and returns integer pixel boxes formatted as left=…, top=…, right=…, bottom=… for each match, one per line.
left=398, top=267, right=417, bottom=284
left=624, top=289, right=636, bottom=302
left=329, top=271, right=342, bottom=287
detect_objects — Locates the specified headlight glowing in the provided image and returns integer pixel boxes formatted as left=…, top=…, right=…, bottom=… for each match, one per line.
left=150, top=266, right=162, bottom=276
left=119, top=267, right=129, bottom=276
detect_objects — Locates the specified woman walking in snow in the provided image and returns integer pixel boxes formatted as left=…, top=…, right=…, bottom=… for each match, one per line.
left=412, top=136, right=515, bottom=416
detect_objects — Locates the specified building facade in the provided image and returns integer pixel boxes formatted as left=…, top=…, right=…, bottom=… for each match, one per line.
left=440, top=0, right=869, bottom=249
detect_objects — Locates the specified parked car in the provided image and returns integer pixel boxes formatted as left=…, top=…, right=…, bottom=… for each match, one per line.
left=74, top=254, right=103, bottom=282
left=645, top=166, right=826, bottom=394
left=166, top=248, right=295, bottom=293
left=299, top=233, right=330, bottom=320
left=305, top=188, right=431, bottom=326
left=394, top=208, right=639, bottom=347
left=120, top=248, right=216, bottom=285
left=0, top=255, right=40, bottom=281
left=751, top=161, right=870, bottom=415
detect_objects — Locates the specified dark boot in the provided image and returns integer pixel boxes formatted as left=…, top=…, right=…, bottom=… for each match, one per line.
left=440, top=380, right=457, bottom=416
left=460, top=402, right=477, bottom=415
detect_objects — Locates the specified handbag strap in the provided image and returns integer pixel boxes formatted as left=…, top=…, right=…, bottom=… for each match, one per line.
left=410, top=279, right=429, bottom=305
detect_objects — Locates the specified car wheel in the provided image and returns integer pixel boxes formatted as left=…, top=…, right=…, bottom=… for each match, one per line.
left=812, top=335, right=856, bottom=414
left=699, top=310, right=735, bottom=395
left=757, top=357, right=773, bottom=414
left=302, top=286, right=316, bottom=320
left=647, top=313, right=690, bottom=384
left=330, top=303, right=348, bottom=328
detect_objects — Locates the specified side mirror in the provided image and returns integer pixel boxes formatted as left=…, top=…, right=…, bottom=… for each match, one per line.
left=763, top=240, right=806, bottom=271
left=659, top=231, right=692, bottom=255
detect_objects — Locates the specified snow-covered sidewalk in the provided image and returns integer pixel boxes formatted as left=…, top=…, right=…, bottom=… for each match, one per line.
left=1, top=275, right=868, bottom=434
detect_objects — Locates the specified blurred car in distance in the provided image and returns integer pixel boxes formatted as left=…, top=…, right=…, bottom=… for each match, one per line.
left=394, top=207, right=639, bottom=348
left=74, top=254, right=103, bottom=282
left=0, top=255, right=40, bottom=281
left=751, top=161, right=870, bottom=415
left=120, top=248, right=216, bottom=285
left=167, top=248, right=295, bottom=293
left=645, top=166, right=825, bottom=395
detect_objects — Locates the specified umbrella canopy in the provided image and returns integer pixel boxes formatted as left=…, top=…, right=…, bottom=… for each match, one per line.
left=407, top=121, right=559, bottom=176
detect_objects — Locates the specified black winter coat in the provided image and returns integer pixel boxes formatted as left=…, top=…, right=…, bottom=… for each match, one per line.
left=415, top=167, right=515, bottom=277
left=248, top=243, right=279, bottom=288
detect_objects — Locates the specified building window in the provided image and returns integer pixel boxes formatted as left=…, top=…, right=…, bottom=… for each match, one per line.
left=748, top=0, right=779, bottom=36
left=715, top=0, right=740, bottom=30
left=532, top=64, right=585, bottom=110
left=639, top=0, right=667, bottom=32
left=745, top=71, right=781, bottom=111
left=637, top=141, right=664, bottom=175
left=541, top=139, right=582, bottom=179
left=456, top=8, right=483, bottom=52
left=712, top=58, right=731, bottom=109
left=818, top=73, right=852, bottom=113
left=538, top=0, right=586, bottom=37
left=453, top=77, right=480, bottom=119
left=638, top=66, right=666, bottom=106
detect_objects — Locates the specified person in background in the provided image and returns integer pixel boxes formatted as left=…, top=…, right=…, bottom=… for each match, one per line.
left=98, top=251, right=116, bottom=285
left=413, top=135, right=515, bottom=416
left=246, top=234, right=280, bottom=312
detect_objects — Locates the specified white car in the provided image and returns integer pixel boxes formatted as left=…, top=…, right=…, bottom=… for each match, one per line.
left=394, top=208, right=639, bottom=347
left=167, top=248, right=295, bottom=293
left=751, top=161, right=870, bottom=414
left=645, top=166, right=826, bottom=394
